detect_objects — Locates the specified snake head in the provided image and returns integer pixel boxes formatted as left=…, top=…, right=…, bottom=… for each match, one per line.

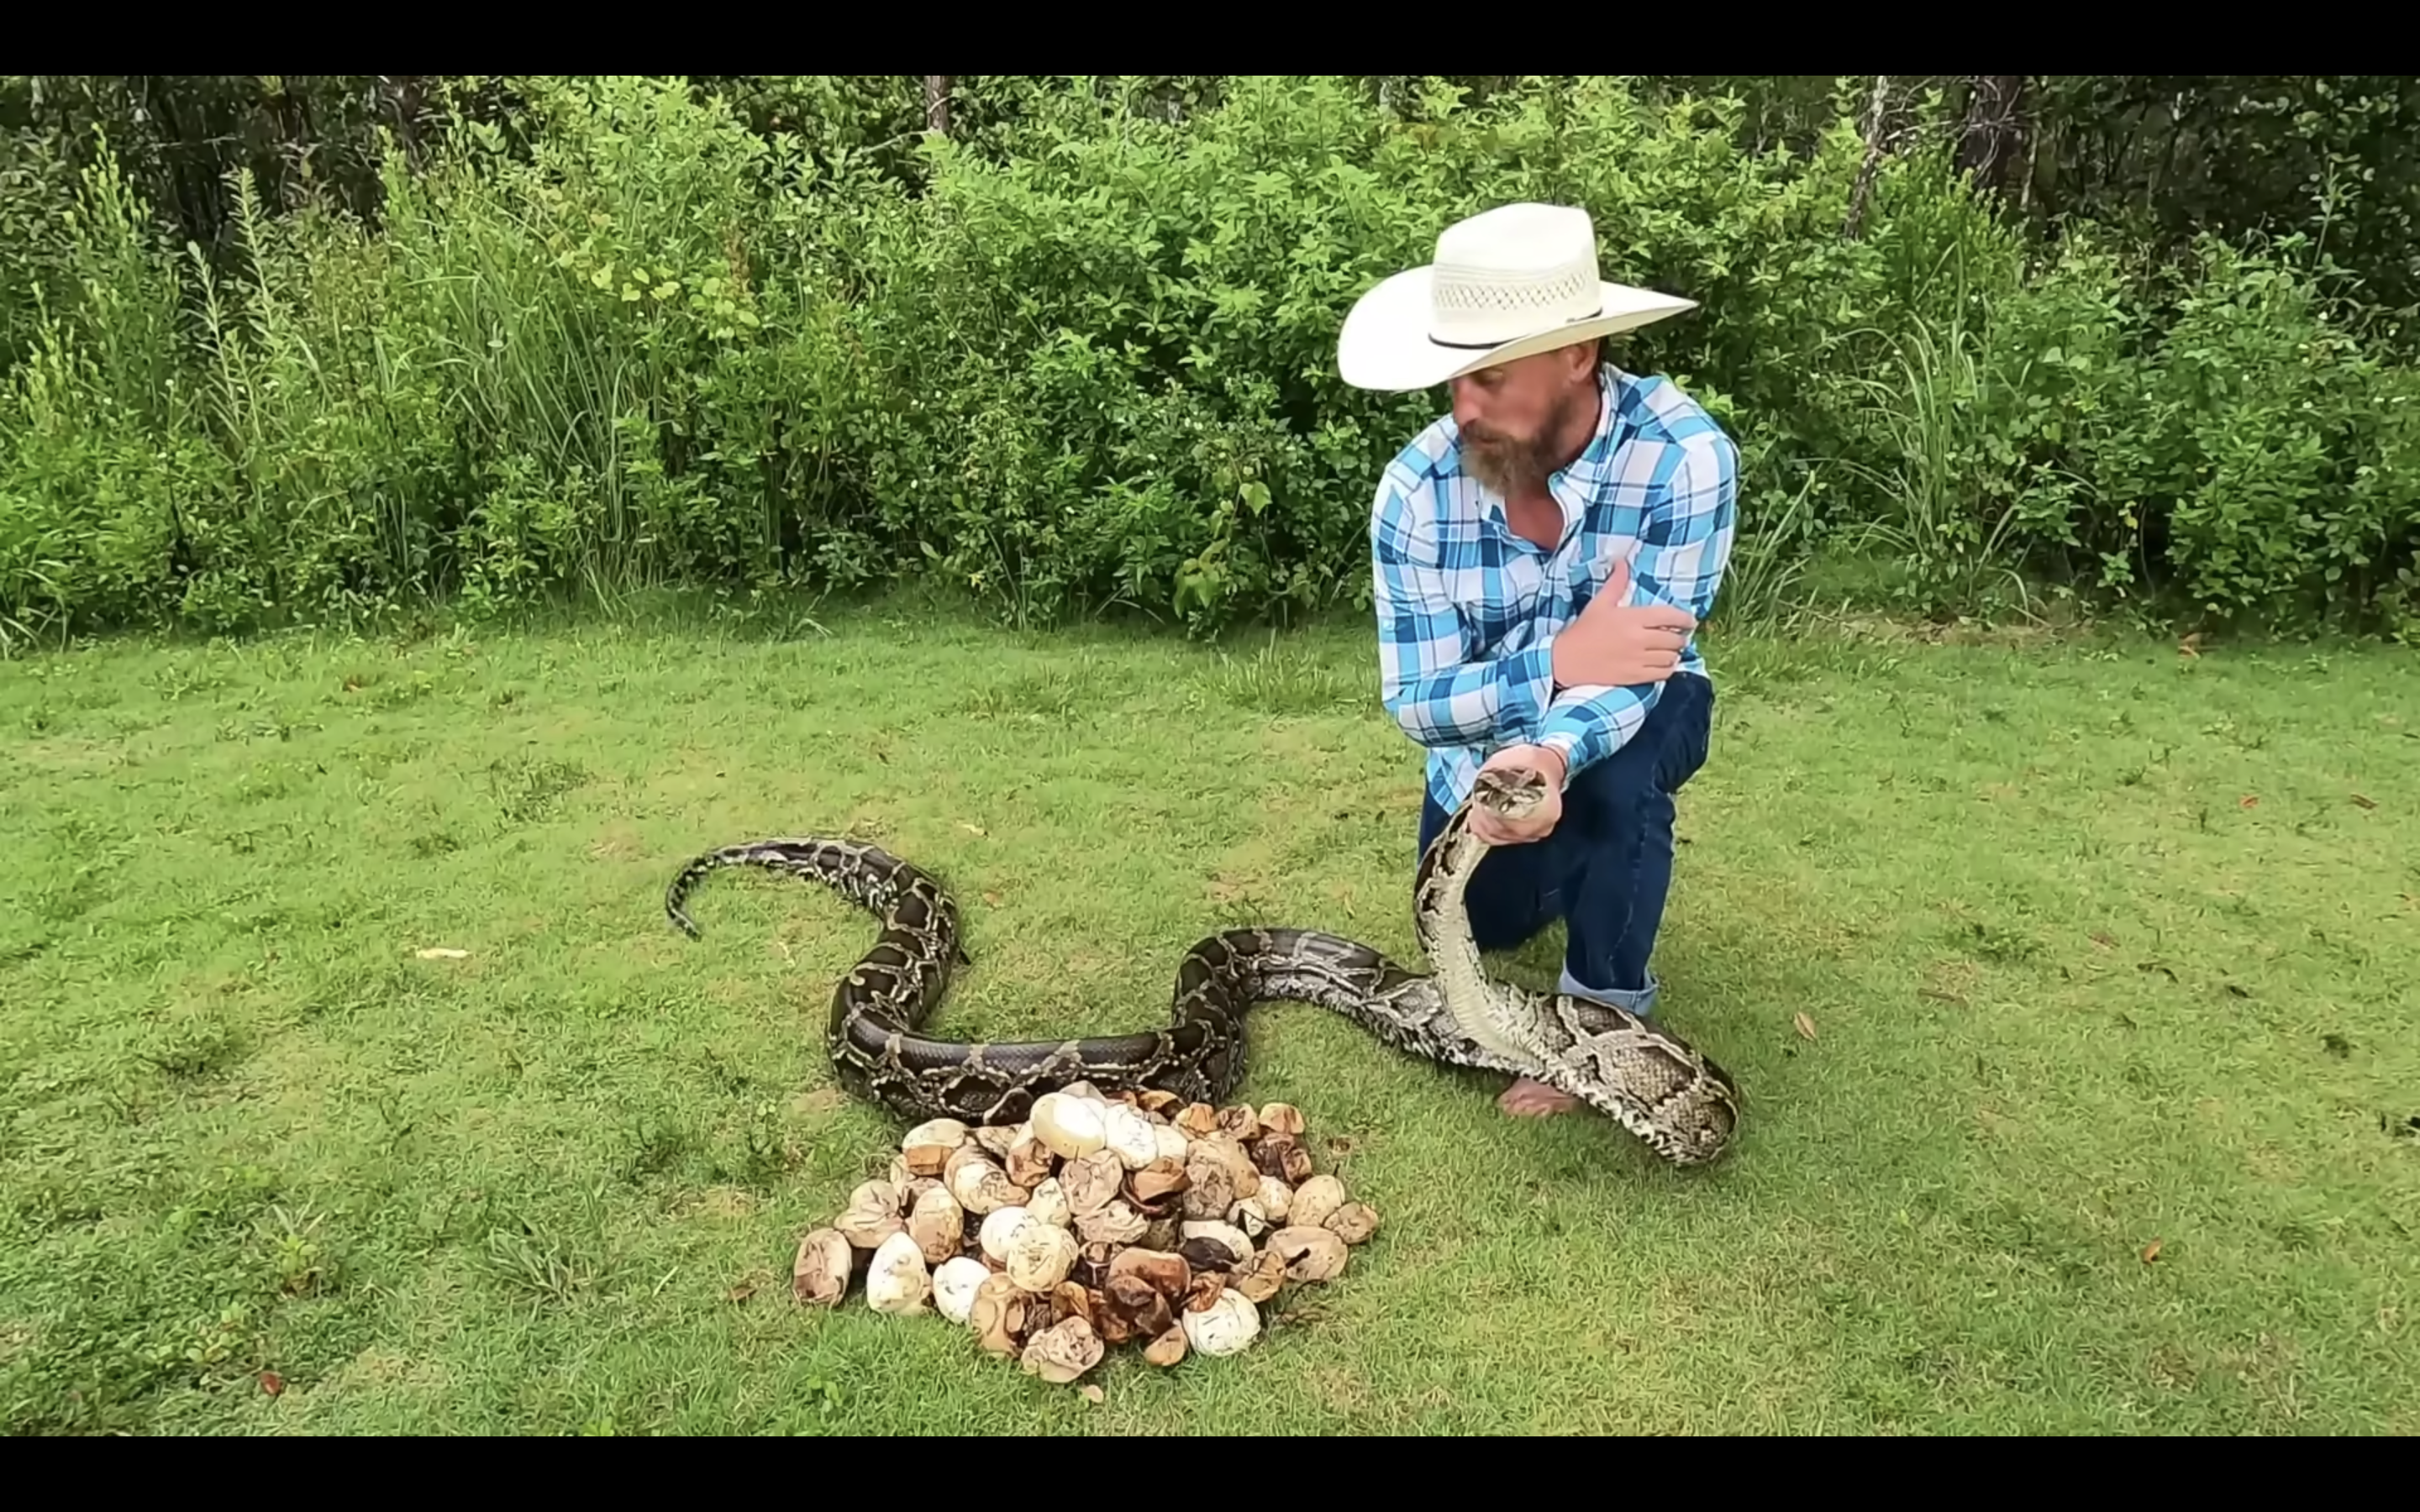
left=1470, top=763, right=1552, bottom=823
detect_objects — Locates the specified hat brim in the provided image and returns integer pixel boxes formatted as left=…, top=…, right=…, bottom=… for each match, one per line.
left=1336, top=265, right=1698, bottom=392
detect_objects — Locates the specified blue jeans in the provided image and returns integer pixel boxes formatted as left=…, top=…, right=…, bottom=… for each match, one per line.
left=1415, top=669, right=1713, bottom=1019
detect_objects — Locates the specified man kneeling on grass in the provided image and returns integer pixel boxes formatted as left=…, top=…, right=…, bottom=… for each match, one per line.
left=1338, top=202, right=1739, bottom=1117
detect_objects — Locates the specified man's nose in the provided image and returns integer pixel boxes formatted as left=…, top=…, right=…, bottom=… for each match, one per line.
left=1449, top=378, right=1482, bottom=428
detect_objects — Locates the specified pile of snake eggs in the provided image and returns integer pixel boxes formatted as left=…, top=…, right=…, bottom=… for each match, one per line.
left=791, top=1083, right=1378, bottom=1386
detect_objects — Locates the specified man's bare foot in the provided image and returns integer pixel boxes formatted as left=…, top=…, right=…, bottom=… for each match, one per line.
left=1498, top=1077, right=1581, bottom=1116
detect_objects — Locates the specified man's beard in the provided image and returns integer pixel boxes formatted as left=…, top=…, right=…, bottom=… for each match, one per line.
left=1461, top=389, right=1587, bottom=498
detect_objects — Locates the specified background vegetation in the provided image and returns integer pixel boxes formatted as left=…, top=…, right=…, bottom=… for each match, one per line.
left=4, top=74, right=2417, bottom=652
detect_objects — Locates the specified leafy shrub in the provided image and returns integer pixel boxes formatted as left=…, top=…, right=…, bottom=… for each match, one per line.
left=2103, top=234, right=2419, bottom=626
left=3, top=73, right=2416, bottom=649
left=1809, top=214, right=2418, bottom=633
left=832, top=76, right=2002, bottom=630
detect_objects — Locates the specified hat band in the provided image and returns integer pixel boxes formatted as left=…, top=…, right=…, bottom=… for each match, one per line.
left=1426, top=304, right=1606, bottom=351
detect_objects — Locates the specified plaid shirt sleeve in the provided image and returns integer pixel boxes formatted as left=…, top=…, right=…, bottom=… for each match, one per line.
left=1536, top=431, right=1739, bottom=780
left=1371, top=473, right=1559, bottom=751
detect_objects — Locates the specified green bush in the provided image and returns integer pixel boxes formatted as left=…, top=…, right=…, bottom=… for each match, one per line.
left=2105, top=234, right=2420, bottom=625
left=815, top=77, right=2016, bottom=629
left=3, top=73, right=2416, bottom=650
left=1823, top=221, right=2419, bottom=631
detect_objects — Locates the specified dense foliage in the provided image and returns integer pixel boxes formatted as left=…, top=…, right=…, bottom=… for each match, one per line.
left=3, top=74, right=2416, bottom=649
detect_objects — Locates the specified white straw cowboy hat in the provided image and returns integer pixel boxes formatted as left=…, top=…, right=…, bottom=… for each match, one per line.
left=1337, top=202, right=1697, bottom=392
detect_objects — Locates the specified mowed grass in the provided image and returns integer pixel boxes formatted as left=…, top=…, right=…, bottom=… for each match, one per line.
left=3, top=604, right=2416, bottom=1436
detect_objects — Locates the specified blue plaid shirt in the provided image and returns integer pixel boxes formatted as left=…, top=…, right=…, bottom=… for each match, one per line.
left=1370, top=365, right=1739, bottom=814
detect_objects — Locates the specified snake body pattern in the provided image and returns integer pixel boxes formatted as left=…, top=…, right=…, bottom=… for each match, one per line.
left=664, top=767, right=1740, bottom=1166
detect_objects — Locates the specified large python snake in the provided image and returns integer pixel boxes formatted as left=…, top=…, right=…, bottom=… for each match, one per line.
left=664, top=767, right=1739, bottom=1166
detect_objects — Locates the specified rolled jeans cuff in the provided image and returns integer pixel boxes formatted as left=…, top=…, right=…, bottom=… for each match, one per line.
left=1560, top=964, right=1658, bottom=1019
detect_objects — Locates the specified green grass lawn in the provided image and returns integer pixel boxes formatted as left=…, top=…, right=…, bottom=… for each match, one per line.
left=3, top=604, right=2416, bottom=1435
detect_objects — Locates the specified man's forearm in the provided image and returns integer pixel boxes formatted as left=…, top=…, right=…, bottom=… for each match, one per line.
left=1536, top=680, right=1660, bottom=782
left=1381, top=639, right=1556, bottom=751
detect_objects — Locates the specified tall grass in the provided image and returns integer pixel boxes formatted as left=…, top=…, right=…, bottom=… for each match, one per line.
left=1707, top=461, right=1820, bottom=633
left=1836, top=302, right=2036, bottom=622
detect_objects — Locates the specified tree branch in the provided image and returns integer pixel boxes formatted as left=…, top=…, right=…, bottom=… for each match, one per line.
left=1844, top=75, right=1892, bottom=239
